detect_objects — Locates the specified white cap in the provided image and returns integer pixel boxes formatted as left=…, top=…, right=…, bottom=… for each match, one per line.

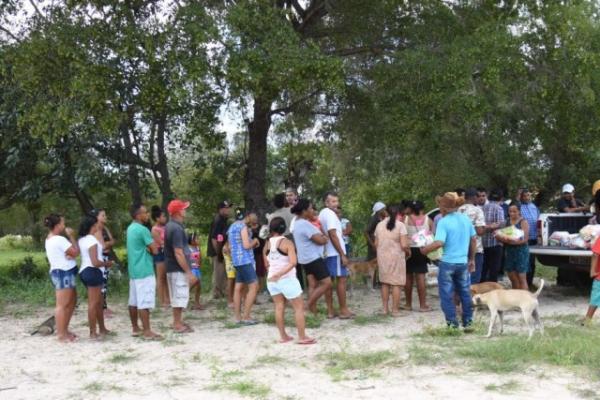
left=372, top=201, right=386, bottom=216
left=562, top=183, right=575, bottom=194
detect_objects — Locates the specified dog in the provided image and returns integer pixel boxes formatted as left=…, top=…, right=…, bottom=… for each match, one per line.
left=472, top=279, right=545, bottom=339
left=31, top=316, right=55, bottom=336
left=470, top=282, right=504, bottom=296
left=346, top=258, right=378, bottom=293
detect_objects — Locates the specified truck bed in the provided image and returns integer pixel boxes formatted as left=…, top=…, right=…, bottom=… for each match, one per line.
left=529, top=245, right=592, bottom=257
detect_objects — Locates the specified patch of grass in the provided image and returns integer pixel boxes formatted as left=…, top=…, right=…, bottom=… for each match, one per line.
left=208, top=380, right=271, bottom=399
left=484, top=380, right=522, bottom=394
left=263, top=311, right=322, bottom=328
left=570, top=386, right=600, bottom=400
left=416, top=325, right=465, bottom=338
left=82, top=382, right=124, bottom=393
left=319, top=349, right=399, bottom=381
left=254, top=354, right=285, bottom=365
left=223, top=321, right=243, bottom=329
left=353, top=313, right=391, bottom=326
left=107, top=351, right=137, bottom=364
left=160, top=335, right=184, bottom=347
left=536, top=262, right=557, bottom=283
left=410, top=317, right=600, bottom=378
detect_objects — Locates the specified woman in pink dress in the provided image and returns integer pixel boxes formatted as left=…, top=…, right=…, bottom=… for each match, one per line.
left=375, top=204, right=411, bottom=316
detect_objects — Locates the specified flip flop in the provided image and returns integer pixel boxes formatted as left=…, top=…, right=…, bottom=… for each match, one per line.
left=399, top=305, right=412, bottom=311
left=418, top=307, right=433, bottom=313
left=298, top=338, right=317, bottom=345
left=327, top=314, right=338, bottom=320
left=241, top=320, right=258, bottom=326
left=173, top=325, right=194, bottom=334
left=131, top=331, right=142, bottom=337
left=339, top=313, right=355, bottom=320
left=279, top=336, right=294, bottom=344
left=191, top=305, right=206, bottom=311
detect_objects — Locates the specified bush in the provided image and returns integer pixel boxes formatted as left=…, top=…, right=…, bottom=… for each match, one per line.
left=2, top=256, right=47, bottom=283
left=0, top=234, right=34, bottom=251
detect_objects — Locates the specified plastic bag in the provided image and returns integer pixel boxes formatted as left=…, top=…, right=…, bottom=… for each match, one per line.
left=579, top=225, right=600, bottom=242
left=549, top=231, right=570, bottom=247
left=411, top=232, right=443, bottom=260
left=570, top=236, right=589, bottom=249
left=495, top=226, right=524, bottom=241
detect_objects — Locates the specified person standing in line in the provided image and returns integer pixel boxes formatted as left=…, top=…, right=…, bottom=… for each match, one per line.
left=164, top=199, right=197, bottom=333
left=89, top=208, right=115, bottom=318
left=228, top=210, right=261, bottom=325
left=207, top=201, right=232, bottom=299
left=263, top=217, right=316, bottom=345
left=421, top=192, right=476, bottom=329
left=458, top=188, right=486, bottom=284
left=476, top=187, right=488, bottom=207
left=44, top=214, right=79, bottom=342
left=497, top=201, right=530, bottom=290
left=285, top=188, right=299, bottom=208
left=291, top=199, right=333, bottom=316
left=188, top=233, right=205, bottom=310
left=337, top=207, right=353, bottom=257
left=126, top=203, right=162, bottom=340
left=365, top=201, right=387, bottom=288
left=481, top=188, right=505, bottom=283
left=519, top=189, right=540, bottom=287
left=151, top=205, right=169, bottom=308
left=320, top=192, right=354, bottom=319
left=268, top=193, right=294, bottom=235
left=404, top=200, right=432, bottom=312
left=78, top=214, right=113, bottom=340
left=375, top=204, right=410, bottom=316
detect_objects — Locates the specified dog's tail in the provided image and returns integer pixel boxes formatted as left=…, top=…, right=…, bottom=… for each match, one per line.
left=533, top=279, right=545, bottom=297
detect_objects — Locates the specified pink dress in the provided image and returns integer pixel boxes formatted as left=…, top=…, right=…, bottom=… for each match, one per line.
left=374, top=217, right=407, bottom=286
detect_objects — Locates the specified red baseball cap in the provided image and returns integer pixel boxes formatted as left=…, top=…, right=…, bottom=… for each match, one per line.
left=167, top=199, right=190, bottom=215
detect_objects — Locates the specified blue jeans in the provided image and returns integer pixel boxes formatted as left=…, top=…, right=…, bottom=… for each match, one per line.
left=470, top=253, right=484, bottom=284
left=438, top=261, right=473, bottom=327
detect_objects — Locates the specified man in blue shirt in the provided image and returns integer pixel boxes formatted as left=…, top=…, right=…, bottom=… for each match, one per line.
left=422, top=192, right=477, bottom=329
left=520, top=189, right=540, bottom=287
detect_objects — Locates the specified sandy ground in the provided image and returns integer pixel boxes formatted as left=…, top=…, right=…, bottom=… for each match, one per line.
left=0, top=276, right=595, bottom=400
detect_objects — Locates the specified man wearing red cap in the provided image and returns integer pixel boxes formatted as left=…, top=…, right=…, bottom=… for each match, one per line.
left=164, top=199, right=197, bottom=333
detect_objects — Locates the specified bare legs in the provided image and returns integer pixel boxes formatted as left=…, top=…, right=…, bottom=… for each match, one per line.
left=273, top=295, right=314, bottom=343
left=55, top=288, right=76, bottom=342
left=405, top=273, right=430, bottom=311
left=508, top=272, right=529, bottom=290
left=156, top=262, right=169, bottom=307
left=381, top=284, right=402, bottom=316
left=87, top=286, right=108, bottom=339
left=306, top=275, right=333, bottom=317
left=233, top=281, right=258, bottom=322
left=129, top=307, right=162, bottom=339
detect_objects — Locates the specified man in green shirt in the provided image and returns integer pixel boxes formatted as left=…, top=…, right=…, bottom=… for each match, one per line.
left=127, top=203, right=162, bottom=340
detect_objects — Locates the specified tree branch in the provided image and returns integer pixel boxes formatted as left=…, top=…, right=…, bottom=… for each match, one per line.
left=269, top=90, right=320, bottom=116
left=0, top=25, right=19, bottom=42
left=28, top=0, right=47, bottom=21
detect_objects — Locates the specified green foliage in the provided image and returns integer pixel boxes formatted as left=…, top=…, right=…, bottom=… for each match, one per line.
left=319, top=349, right=399, bottom=381
left=0, top=234, right=34, bottom=251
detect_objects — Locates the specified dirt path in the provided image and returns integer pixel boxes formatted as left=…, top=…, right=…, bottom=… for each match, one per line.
left=0, top=279, right=594, bottom=400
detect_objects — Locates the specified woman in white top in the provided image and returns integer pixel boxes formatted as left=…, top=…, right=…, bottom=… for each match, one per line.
left=44, top=214, right=80, bottom=342
left=78, top=215, right=113, bottom=340
left=263, top=217, right=316, bottom=345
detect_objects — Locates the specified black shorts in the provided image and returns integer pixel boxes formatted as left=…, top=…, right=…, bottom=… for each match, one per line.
left=300, top=258, right=330, bottom=281
left=80, top=267, right=104, bottom=287
left=407, top=248, right=429, bottom=274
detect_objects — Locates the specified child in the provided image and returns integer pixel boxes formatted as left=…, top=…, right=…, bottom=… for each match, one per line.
left=584, top=236, right=600, bottom=324
left=223, top=240, right=235, bottom=309
left=188, top=233, right=205, bottom=311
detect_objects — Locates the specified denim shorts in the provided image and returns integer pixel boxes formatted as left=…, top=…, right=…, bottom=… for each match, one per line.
left=267, top=276, right=302, bottom=300
left=80, top=267, right=104, bottom=287
left=153, top=249, right=165, bottom=263
left=191, top=267, right=202, bottom=279
left=50, top=267, right=78, bottom=290
left=235, top=263, right=257, bottom=284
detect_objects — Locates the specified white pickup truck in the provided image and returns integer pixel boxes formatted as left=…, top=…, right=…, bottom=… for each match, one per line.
left=529, top=213, right=594, bottom=283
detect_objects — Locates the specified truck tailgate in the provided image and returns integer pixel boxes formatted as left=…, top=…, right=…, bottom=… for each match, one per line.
left=529, top=245, right=592, bottom=257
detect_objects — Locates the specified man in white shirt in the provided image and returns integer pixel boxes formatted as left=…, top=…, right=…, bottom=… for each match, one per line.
left=319, top=192, right=354, bottom=319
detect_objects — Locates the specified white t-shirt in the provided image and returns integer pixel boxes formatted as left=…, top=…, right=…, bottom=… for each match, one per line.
left=319, top=207, right=346, bottom=257
left=78, top=234, right=102, bottom=272
left=45, top=236, right=77, bottom=271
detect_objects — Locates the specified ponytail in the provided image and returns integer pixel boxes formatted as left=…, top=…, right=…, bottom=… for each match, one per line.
left=386, top=204, right=402, bottom=231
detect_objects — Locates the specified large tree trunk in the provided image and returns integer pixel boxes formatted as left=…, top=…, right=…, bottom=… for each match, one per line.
left=244, top=97, right=272, bottom=217
left=156, top=117, right=174, bottom=209
left=120, top=123, right=143, bottom=205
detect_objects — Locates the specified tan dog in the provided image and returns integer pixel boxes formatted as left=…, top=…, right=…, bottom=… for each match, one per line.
left=346, top=258, right=378, bottom=292
left=472, top=279, right=545, bottom=339
left=470, top=282, right=504, bottom=296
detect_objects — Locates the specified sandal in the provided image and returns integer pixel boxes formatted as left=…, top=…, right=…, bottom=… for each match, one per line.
left=173, top=325, right=194, bottom=334
left=143, top=333, right=164, bottom=341
left=418, top=306, right=433, bottom=313
left=339, top=313, right=356, bottom=320
left=279, top=336, right=294, bottom=344
left=241, top=319, right=258, bottom=326
left=298, top=337, right=317, bottom=345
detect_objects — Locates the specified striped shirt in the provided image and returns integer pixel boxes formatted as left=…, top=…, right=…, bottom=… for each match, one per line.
left=520, top=202, right=539, bottom=240
left=482, top=201, right=505, bottom=248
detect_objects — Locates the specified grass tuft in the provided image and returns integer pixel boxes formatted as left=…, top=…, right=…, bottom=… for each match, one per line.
left=319, top=349, right=399, bottom=381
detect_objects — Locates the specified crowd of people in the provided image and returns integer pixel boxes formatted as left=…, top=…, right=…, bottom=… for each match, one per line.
left=42, top=182, right=600, bottom=342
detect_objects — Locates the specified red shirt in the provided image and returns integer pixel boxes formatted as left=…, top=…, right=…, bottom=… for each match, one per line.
left=592, top=237, right=600, bottom=280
